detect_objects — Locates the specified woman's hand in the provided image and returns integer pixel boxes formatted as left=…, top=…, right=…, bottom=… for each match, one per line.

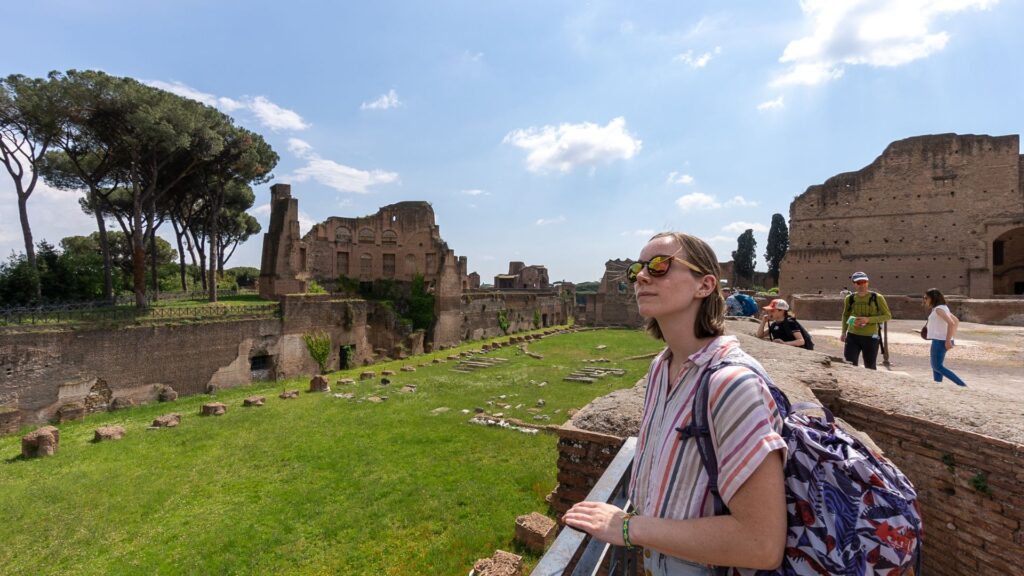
left=945, top=339, right=954, bottom=351
left=563, top=501, right=627, bottom=546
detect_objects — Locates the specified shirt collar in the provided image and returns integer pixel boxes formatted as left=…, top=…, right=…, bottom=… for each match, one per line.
left=688, top=335, right=738, bottom=367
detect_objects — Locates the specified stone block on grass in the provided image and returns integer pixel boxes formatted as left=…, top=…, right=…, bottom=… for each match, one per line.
left=514, top=512, right=557, bottom=552
left=359, top=371, right=376, bottom=381
left=151, top=413, right=181, bottom=428
left=57, top=402, right=85, bottom=423
left=94, top=425, right=126, bottom=442
left=158, top=386, right=178, bottom=402
left=472, top=550, right=523, bottom=576
left=381, top=369, right=396, bottom=376
left=200, top=402, right=227, bottom=416
left=279, top=390, right=300, bottom=400
left=309, top=375, right=330, bottom=393
left=243, top=396, right=266, bottom=407
left=21, top=426, right=60, bottom=458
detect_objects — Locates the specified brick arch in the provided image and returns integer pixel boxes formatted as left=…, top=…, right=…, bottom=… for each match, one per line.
left=993, top=226, right=1024, bottom=295
left=335, top=226, right=352, bottom=244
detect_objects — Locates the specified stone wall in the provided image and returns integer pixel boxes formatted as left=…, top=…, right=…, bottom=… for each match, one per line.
left=0, top=296, right=418, bottom=428
left=780, top=134, right=1024, bottom=298
left=789, top=294, right=1024, bottom=325
left=444, top=291, right=571, bottom=345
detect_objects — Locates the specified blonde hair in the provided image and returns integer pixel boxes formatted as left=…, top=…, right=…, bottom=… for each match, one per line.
left=643, top=232, right=725, bottom=340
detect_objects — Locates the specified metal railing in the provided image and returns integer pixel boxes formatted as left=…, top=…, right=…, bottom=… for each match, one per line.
left=531, top=437, right=637, bottom=576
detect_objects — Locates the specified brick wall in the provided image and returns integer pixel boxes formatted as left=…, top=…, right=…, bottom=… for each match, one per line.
left=780, top=133, right=1024, bottom=298
left=548, top=423, right=627, bottom=517
left=836, top=400, right=1024, bottom=575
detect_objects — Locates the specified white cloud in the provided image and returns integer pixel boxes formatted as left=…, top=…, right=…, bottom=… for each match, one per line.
left=252, top=203, right=271, bottom=217
left=361, top=89, right=402, bottom=111
left=0, top=179, right=94, bottom=257
left=724, top=196, right=759, bottom=207
left=673, top=46, right=721, bottom=68
left=248, top=96, right=310, bottom=131
left=463, top=51, right=485, bottom=63
left=535, top=216, right=566, bottom=226
left=675, top=192, right=721, bottom=211
left=144, top=80, right=309, bottom=131
left=772, top=0, right=998, bottom=87
left=291, top=157, right=398, bottom=194
left=287, top=138, right=314, bottom=158
left=666, top=171, right=695, bottom=185
left=757, top=96, right=785, bottom=111
left=722, top=221, right=769, bottom=234
left=144, top=80, right=244, bottom=111
left=621, top=229, right=655, bottom=237
left=460, top=189, right=489, bottom=196
left=503, top=117, right=642, bottom=174
left=297, top=211, right=316, bottom=236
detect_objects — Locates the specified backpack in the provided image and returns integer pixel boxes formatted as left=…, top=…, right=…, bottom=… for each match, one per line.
left=679, top=360, right=922, bottom=576
left=736, top=294, right=759, bottom=317
left=770, top=317, right=814, bottom=351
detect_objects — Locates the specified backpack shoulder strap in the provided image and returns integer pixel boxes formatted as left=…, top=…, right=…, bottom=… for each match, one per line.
left=676, top=360, right=793, bottom=516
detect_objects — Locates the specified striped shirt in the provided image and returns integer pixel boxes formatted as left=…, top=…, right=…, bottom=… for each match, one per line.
left=629, top=336, right=787, bottom=574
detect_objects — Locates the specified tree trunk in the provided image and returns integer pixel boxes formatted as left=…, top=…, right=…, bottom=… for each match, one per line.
left=147, top=199, right=159, bottom=301
left=172, top=219, right=188, bottom=292
left=93, top=203, right=114, bottom=304
left=130, top=171, right=147, bottom=309
left=16, top=190, right=41, bottom=301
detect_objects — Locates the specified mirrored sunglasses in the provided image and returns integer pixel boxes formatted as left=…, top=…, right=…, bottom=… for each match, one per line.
left=626, top=255, right=705, bottom=283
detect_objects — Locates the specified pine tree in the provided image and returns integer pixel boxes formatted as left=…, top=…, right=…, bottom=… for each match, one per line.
left=764, top=213, right=789, bottom=286
left=732, top=229, right=757, bottom=288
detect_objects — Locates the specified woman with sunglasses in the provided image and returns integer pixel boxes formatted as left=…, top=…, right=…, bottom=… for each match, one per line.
left=923, top=288, right=967, bottom=387
left=564, top=232, right=786, bottom=575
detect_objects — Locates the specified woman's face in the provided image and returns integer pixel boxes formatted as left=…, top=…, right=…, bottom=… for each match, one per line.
left=770, top=308, right=786, bottom=321
left=633, top=236, right=709, bottom=321
left=923, top=296, right=932, bottom=308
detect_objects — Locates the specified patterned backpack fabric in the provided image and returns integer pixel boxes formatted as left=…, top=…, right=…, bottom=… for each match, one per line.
left=680, top=361, right=923, bottom=575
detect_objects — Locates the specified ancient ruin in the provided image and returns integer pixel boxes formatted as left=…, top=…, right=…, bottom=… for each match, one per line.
left=493, top=261, right=549, bottom=290
left=780, top=133, right=1024, bottom=297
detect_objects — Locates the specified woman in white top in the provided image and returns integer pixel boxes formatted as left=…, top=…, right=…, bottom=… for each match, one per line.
left=924, top=288, right=967, bottom=387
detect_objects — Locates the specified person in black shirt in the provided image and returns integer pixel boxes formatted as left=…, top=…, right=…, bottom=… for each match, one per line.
left=756, top=299, right=811, bottom=349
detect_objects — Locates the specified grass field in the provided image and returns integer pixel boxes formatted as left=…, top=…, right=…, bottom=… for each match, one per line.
left=0, top=328, right=662, bottom=575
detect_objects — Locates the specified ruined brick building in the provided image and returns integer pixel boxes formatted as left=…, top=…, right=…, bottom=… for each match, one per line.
left=259, top=184, right=572, bottom=347
left=494, top=262, right=549, bottom=290
left=780, top=133, right=1024, bottom=297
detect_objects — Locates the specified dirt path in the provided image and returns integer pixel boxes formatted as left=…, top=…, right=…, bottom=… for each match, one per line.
left=800, top=319, right=1024, bottom=403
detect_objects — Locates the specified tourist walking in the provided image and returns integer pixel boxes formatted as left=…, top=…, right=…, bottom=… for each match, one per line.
left=757, top=299, right=813, bottom=350
left=840, top=271, right=892, bottom=370
left=564, top=232, right=787, bottom=574
left=924, top=288, right=968, bottom=387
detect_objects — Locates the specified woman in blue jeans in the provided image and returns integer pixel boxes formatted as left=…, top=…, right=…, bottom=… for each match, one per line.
left=924, top=288, right=967, bottom=387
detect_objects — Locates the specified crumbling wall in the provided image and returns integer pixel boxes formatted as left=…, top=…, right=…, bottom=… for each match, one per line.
left=780, top=134, right=1024, bottom=298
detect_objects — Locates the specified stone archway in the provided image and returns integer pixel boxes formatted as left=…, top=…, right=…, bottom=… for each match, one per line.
left=993, top=227, right=1024, bottom=295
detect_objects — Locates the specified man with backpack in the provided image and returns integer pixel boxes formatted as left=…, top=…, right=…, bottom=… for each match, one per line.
left=841, top=271, right=892, bottom=370
left=757, top=299, right=814, bottom=350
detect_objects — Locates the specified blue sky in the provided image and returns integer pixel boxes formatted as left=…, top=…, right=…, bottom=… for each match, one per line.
left=2, top=0, right=1021, bottom=283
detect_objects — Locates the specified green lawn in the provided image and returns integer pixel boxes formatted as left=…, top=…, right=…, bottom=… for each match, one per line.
left=0, top=328, right=662, bottom=575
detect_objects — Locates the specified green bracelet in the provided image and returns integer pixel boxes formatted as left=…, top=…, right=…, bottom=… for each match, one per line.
left=622, top=513, right=635, bottom=550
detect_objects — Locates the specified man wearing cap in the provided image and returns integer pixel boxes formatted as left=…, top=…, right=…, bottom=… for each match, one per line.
left=757, top=299, right=811, bottom=349
left=841, top=271, right=892, bottom=369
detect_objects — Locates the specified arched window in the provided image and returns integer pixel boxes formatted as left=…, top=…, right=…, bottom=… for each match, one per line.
left=382, top=230, right=398, bottom=246
left=358, top=228, right=375, bottom=244
left=360, top=253, right=372, bottom=277
left=335, top=227, right=352, bottom=244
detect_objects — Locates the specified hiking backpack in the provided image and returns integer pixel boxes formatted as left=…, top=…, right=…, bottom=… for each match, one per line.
left=769, top=317, right=814, bottom=351
left=679, top=360, right=922, bottom=575
left=736, top=294, right=759, bottom=317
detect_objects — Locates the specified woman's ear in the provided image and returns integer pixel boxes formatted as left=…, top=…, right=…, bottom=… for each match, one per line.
left=698, top=274, right=718, bottom=296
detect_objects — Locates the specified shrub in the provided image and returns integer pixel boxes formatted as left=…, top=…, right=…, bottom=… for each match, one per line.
left=497, top=309, right=510, bottom=334
left=303, top=330, right=332, bottom=374
left=307, top=280, right=327, bottom=294
left=532, top=309, right=541, bottom=329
